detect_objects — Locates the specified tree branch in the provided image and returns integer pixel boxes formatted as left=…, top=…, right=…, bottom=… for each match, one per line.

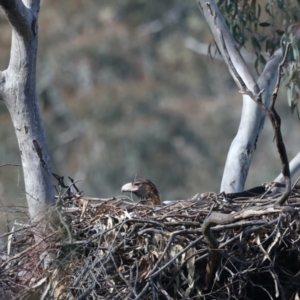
left=0, top=0, right=33, bottom=39
left=270, top=43, right=292, bottom=207
left=220, top=37, right=290, bottom=201
left=197, top=0, right=278, bottom=193
left=0, top=0, right=55, bottom=243
left=208, top=16, right=290, bottom=205
left=219, top=47, right=282, bottom=192
left=273, top=152, right=300, bottom=188
left=184, top=36, right=260, bottom=63
left=197, top=0, right=258, bottom=92
left=220, top=49, right=282, bottom=192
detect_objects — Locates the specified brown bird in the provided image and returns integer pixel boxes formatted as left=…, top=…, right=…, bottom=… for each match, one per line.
left=121, top=179, right=161, bottom=205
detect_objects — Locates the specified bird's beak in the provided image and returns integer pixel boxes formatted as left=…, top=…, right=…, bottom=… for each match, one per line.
left=121, top=182, right=138, bottom=193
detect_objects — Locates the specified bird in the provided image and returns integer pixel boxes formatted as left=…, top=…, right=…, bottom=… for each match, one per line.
left=121, top=178, right=161, bottom=205
left=121, top=179, right=269, bottom=207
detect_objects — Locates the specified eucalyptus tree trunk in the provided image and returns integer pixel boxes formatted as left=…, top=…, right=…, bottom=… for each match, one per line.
left=197, top=0, right=300, bottom=193
left=0, top=0, right=54, bottom=241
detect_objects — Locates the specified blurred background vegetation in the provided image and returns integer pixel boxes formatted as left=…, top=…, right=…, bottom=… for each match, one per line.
left=0, top=0, right=299, bottom=233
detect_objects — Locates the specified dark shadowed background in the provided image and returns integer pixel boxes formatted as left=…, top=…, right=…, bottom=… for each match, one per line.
left=0, top=0, right=299, bottom=234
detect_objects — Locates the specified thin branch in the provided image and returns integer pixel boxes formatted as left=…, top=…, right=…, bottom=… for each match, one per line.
left=0, top=233, right=55, bottom=268
left=197, top=0, right=257, bottom=91
left=217, top=29, right=247, bottom=91
left=218, top=29, right=267, bottom=111
left=0, top=163, right=22, bottom=168
left=149, top=235, right=203, bottom=280
left=270, top=42, right=292, bottom=207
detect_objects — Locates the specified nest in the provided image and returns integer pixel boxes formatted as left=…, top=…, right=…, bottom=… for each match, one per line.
left=1, top=182, right=300, bottom=300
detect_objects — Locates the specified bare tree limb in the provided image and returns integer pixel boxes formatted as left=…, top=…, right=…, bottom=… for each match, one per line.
left=270, top=43, right=292, bottom=207
left=274, top=152, right=300, bottom=188
left=219, top=29, right=291, bottom=206
left=197, top=0, right=257, bottom=92
left=220, top=48, right=283, bottom=192
left=184, top=36, right=261, bottom=63
left=0, top=0, right=33, bottom=38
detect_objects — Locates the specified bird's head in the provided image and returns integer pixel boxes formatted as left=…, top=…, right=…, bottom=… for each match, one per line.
left=121, top=179, right=161, bottom=205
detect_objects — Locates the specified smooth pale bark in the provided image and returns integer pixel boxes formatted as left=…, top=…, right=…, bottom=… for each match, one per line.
left=184, top=36, right=300, bottom=189
left=197, top=0, right=258, bottom=92
left=274, top=152, right=300, bottom=187
left=220, top=51, right=283, bottom=192
left=0, top=0, right=54, bottom=240
left=197, top=0, right=290, bottom=192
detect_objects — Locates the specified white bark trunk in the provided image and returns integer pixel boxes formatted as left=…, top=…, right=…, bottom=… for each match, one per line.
left=197, top=0, right=295, bottom=193
left=0, top=0, right=54, bottom=238
left=274, top=152, right=300, bottom=187
left=220, top=50, right=282, bottom=192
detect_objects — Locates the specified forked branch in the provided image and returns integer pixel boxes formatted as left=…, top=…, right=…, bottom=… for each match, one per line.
left=219, top=29, right=292, bottom=206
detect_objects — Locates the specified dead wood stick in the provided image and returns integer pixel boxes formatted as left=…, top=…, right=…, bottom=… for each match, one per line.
left=270, top=42, right=292, bottom=207
left=0, top=233, right=55, bottom=268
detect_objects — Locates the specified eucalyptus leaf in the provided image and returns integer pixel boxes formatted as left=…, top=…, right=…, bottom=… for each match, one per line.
left=259, top=22, right=271, bottom=27
left=257, top=3, right=261, bottom=19
left=259, top=54, right=267, bottom=65
left=218, top=0, right=226, bottom=7
left=252, top=36, right=261, bottom=51
left=265, top=2, right=273, bottom=17
left=291, top=6, right=299, bottom=22
left=277, top=0, right=284, bottom=9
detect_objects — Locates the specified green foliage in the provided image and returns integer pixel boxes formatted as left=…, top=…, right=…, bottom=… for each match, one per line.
left=281, top=24, right=300, bottom=114
left=218, top=0, right=297, bottom=55
left=219, top=0, right=300, bottom=111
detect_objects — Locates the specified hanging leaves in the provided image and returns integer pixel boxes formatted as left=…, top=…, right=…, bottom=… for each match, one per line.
left=259, top=22, right=271, bottom=27
left=218, top=0, right=300, bottom=110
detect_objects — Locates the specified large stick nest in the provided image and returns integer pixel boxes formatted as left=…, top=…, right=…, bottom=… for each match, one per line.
left=1, top=182, right=300, bottom=299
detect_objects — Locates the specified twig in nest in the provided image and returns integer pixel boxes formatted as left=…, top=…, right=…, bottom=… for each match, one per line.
left=0, top=233, right=55, bottom=268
